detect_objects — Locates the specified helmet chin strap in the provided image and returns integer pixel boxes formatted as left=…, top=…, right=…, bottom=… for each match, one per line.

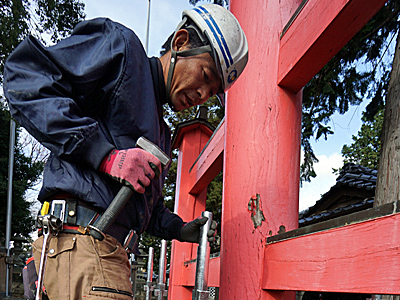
left=165, top=48, right=178, bottom=111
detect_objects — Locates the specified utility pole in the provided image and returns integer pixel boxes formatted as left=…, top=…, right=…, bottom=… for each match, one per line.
left=145, top=0, right=151, bottom=54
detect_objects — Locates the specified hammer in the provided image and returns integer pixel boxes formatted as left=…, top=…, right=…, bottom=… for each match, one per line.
left=89, top=137, right=170, bottom=241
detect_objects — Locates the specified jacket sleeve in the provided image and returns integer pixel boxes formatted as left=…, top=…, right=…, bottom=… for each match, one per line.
left=3, top=18, right=123, bottom=169
left=145, top=195, right=185, bottom=240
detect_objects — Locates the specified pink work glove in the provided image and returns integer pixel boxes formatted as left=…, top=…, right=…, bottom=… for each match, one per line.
left=99, top=148, right=162, bottom=194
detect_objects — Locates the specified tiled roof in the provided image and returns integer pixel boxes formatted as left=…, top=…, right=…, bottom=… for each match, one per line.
left=299, top=163, right=377, bottom=227
left=335, top=164, right=377, bottom=190
left=299, top=198, right=374, bottom=227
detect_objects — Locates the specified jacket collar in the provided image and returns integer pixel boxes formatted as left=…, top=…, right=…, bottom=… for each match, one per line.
left=149, top=57, right=167, bottom=119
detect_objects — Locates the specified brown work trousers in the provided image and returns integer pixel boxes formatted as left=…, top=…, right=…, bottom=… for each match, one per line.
left=32, top=232, right=132, bottom=299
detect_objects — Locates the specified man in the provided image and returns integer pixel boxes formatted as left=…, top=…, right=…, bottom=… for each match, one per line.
left=4, top=4, right=248, bottom=299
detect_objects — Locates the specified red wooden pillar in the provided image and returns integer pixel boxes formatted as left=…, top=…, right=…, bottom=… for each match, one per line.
left=168, top=118, right=214, bottom=299
left=219, top=0, right=303, bottom=299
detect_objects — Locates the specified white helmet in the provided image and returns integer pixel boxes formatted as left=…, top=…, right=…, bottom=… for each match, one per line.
left=166, top=4, right=248, bottom=106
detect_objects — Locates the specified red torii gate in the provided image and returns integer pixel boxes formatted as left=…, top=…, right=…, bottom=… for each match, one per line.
left=168, top=0, right=394, bottom=299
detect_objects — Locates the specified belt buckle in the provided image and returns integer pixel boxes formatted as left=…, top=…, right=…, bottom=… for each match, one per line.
left=50, top=200, right=66, bottom=229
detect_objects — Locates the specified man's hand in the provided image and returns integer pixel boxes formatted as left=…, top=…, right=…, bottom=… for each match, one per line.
left=99, top=148, right=162, bottom=194
left=180, top=216, right=217, bottom=243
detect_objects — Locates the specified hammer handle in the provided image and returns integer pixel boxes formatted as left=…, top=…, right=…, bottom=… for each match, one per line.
left=89, top=186, right=133, bottom=241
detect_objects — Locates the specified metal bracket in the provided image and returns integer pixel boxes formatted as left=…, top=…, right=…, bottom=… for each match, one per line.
left=193, top=289, right=210, bottom=300
left=50, top=200, right=66, bottom=231
left=144, top=282, right=154, bottom=292
left=154, top=283, right=168, bottom=297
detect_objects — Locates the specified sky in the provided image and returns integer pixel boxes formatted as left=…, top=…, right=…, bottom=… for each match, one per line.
left=84, top=0, right=200, bottom=57
left=81, top=0, right=375, bottom=212
left=299, top=102, right=368, bottom=211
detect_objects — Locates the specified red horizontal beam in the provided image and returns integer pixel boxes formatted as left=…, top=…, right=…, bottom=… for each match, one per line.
left=188, top=120, right=225, bottom=195
left=180, top=256, right=221, bottom=287
left=278, top=0, right=389, bottom=92
left=262, top=213, right=400, bottom=294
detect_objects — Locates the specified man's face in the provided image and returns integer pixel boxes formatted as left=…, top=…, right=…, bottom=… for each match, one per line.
left=169, top=48, right=222, bottom=112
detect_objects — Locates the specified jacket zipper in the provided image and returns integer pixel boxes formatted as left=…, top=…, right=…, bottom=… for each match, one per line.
left=91, top=286, right=133, bottom=297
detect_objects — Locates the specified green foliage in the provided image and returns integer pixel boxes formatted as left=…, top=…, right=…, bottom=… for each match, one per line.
left=301, top=0, right=399, bottom=182
left=0, top=0, right=29, bottom=83
left=341, top=109, right=384, bottom=170
left=140, top=231, right=171, bottom=274
left=35, top=0, right=86, bottom=43
left=206, top=172, right=222, bottom=253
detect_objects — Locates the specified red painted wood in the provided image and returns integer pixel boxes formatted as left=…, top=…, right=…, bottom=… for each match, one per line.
left=188, top=120, right=225, bottom=195
left=169, top=0, right=392, bottom=297
left=262, top=213, right=400, bottom=294
left=278, top=0, right=389, bottom=92
left=179, top=256, right=221, bottom=287
left=221, top=0, right=303, bottom=298
left=171, top=123, right=214, bottom=150
left=169, top=125, right=214, bottom=299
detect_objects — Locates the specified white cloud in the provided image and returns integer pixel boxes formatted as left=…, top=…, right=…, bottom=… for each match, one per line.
left=299, top=152, right=343, bottom=211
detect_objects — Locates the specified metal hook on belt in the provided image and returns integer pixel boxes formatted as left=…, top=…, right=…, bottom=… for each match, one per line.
left=35, top=214, right=62, bottom=300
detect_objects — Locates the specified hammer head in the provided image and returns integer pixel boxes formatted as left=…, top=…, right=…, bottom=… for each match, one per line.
left=135, top=137, right=171, bottom=170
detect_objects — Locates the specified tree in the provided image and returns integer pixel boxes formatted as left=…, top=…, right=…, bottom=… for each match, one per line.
left=341, top=109, right=383, bottom=170
left=375, top=33, right=400, bottom=207
left=301, top=0, right=399, bottom=183
left=0, top=0, right=85, bottom=240
left=0, top=104, right=44, bottom=241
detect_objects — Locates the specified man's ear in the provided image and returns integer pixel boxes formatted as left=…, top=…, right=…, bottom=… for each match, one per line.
left=172, top=29, right=190, bottom=51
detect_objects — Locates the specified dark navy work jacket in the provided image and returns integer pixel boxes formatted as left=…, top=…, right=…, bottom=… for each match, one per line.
left=3, top=18, right=184, bottom=240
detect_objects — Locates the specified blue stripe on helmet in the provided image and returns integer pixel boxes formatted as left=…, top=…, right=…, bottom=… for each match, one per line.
left=197, top=6, right=234, bottom=66
left=194, top=7, right=233, bottom=68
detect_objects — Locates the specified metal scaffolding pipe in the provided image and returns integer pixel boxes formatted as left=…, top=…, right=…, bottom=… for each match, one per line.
left=5, top=119, right=16, bottom=297
left=145, top=247, right=154, bottom=300
left=155, top=240, right=168, bottom=299
left=193, top=211, right=213, bottom=300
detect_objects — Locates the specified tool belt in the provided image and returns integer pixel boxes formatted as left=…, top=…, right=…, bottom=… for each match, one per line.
left=38, top=194, right=137, bottom=252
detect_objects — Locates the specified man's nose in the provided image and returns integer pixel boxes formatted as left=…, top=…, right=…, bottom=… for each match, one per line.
left=196, top=85, right=210, bottom=104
